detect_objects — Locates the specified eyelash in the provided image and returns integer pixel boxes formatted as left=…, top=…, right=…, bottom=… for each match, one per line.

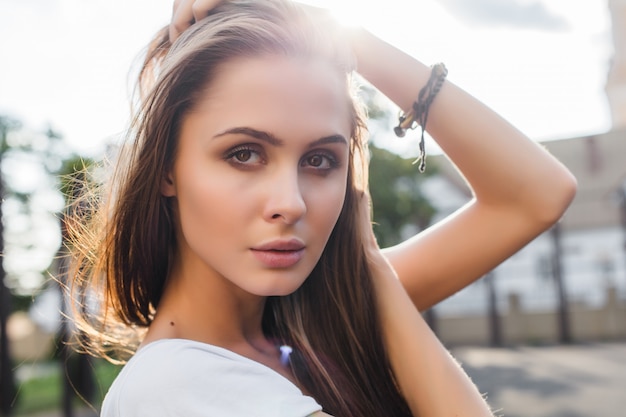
left=223, top=144, right=340, bottom=173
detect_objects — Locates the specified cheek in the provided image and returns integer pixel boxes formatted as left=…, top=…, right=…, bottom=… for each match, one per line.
left=305, top=173, right=348, bottom=236
left=174, top=170, right=247, bottom=247
left=329, top=181, right=348, bottom=222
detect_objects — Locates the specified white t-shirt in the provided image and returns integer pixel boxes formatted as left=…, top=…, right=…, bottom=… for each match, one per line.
left=101, top=339, right=323, bottom=417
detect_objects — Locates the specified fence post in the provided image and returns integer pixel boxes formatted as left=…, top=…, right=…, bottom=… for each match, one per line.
left=551, top=223, right=572, bottom=343
left=485, top=271, right=502, bottom=347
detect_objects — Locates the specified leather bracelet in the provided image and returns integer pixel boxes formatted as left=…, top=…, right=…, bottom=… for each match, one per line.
left=394, top=63, right=448, bottom=172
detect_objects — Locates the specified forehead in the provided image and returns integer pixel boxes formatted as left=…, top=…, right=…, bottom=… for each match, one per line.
left=188, top=54, right=353, bottom=140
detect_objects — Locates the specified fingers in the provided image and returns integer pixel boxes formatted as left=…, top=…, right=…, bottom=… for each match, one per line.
left=191, top=0, right=224, bottom=20
left=356, top=190, right=377, bottom=246
left=170, top=0, right=193, bottom=42
left=170, top=0, right=225, bottom=42
left=357, top=190, right=393, bottom=274
left=358, top=190, right=372, bottom=221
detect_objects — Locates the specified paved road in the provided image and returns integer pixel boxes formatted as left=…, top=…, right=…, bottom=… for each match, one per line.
left=452, top=343, right=626, bottom=417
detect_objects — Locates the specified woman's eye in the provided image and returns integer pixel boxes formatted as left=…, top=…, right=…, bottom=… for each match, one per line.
left=302, top=152, right=338, bottom=171
left=225, top=145, right=264, bottom=166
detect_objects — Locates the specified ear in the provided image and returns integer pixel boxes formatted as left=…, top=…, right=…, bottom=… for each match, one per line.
left=161, top=171, right=176, bottom=197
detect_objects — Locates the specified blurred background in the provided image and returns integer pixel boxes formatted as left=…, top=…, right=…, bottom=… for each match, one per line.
left=0, top=0, right=625, bottom=416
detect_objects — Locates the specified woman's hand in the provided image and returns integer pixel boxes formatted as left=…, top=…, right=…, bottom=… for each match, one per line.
left=356, top=190, right=399, bottom=281
left=170, top=0, right=224, bottom=41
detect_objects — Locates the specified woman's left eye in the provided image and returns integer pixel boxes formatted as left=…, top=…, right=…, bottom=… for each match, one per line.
left=301, top=152, right=338, bottom=171
left=224, top=144, right=264, bottom=167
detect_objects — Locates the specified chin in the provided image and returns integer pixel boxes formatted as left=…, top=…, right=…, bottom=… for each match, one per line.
left=245, top=273, right=309, bottom=298
left=259, top=281, right=306, bottom=297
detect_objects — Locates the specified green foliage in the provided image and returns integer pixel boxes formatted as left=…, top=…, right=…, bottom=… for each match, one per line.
left=0, top=116, right=22, bottom=154
left=11, top=294, right=34, bottom=312
left=11, top=359, right=121, bottom=416
left=0, top=115, right=86, bottom=296
left=369, top=144, right=436, bottom=247
left=57, top=156, right=97, bottom=201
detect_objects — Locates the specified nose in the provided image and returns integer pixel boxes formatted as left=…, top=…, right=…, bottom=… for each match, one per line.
left=263, top=168, right=307, bottom=224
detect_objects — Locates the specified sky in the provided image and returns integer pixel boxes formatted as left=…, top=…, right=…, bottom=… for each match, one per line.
left=0, top=0, right=615, bottom=159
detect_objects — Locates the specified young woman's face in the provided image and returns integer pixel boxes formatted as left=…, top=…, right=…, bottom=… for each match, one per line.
left=162, top=55, right=352, bottom=297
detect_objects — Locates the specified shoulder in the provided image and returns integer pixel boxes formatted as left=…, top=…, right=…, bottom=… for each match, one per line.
left=101, top=339, right=322, bottom=417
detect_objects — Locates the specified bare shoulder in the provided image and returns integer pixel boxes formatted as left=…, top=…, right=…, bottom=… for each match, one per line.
left=309, top=412, right=333, bottom=417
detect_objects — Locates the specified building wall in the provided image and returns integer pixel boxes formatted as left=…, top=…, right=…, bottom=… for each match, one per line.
left=434, top=222, right=626, bottom=317
left=607, top=0, right=626, bottom=128
left=428, top=127, right=626, bottom=319
left=437, top=288, right=626, bottom=346
left=543, top=131, right=626, bottom=230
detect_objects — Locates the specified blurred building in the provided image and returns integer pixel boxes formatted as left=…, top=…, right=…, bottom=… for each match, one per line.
left=607, top=0, right=626, bottom=128
left=423, top=0, right=626, bottom=343
left=428, top=129, right=626, bottom=317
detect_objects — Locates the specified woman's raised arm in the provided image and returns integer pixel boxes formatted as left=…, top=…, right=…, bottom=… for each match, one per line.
left=349, top=28, right=577, bottom=310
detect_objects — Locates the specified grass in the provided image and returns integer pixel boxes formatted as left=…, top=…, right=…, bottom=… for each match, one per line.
left=11, top=358, right=121, bottom=416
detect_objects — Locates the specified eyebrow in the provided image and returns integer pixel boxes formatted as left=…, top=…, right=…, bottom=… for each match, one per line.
left=213, top=127, right=348, bottom=148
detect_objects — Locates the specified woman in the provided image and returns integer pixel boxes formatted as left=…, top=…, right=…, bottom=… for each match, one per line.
left=67, top=1, right=576, bottom=416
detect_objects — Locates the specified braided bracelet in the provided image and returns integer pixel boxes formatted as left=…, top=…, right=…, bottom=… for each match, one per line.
left=394, top=63, right=448, bottom=172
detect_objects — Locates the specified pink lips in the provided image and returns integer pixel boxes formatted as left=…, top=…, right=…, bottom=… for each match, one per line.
left=251, top=239, right=305, bottom=268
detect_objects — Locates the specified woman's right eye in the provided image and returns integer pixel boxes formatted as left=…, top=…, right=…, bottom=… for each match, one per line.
left=224, top=144, right=264, bottom=166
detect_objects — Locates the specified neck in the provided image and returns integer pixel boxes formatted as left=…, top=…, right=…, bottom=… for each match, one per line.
left=143, top=260, right=274, bottom=356
left=142, top=256, right=300, bottom=386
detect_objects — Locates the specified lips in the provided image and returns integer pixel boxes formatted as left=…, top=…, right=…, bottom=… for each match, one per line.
left=251, top=239, right=305, bottom=268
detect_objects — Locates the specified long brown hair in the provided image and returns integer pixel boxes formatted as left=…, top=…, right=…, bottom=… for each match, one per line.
left=67, top=1, right=412, bottom=415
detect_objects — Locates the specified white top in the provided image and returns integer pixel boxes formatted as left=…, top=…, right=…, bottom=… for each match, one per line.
left=101, top=339, right=323, bottom=417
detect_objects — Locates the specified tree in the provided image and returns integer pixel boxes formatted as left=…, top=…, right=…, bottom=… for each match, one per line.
left=369, top=143, right=436, bottom=247
left=0, top=115, right=91, bottom=415
left=0, top=119, right=72, bottom=297
left=0, top=115, right=18, bottom=416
